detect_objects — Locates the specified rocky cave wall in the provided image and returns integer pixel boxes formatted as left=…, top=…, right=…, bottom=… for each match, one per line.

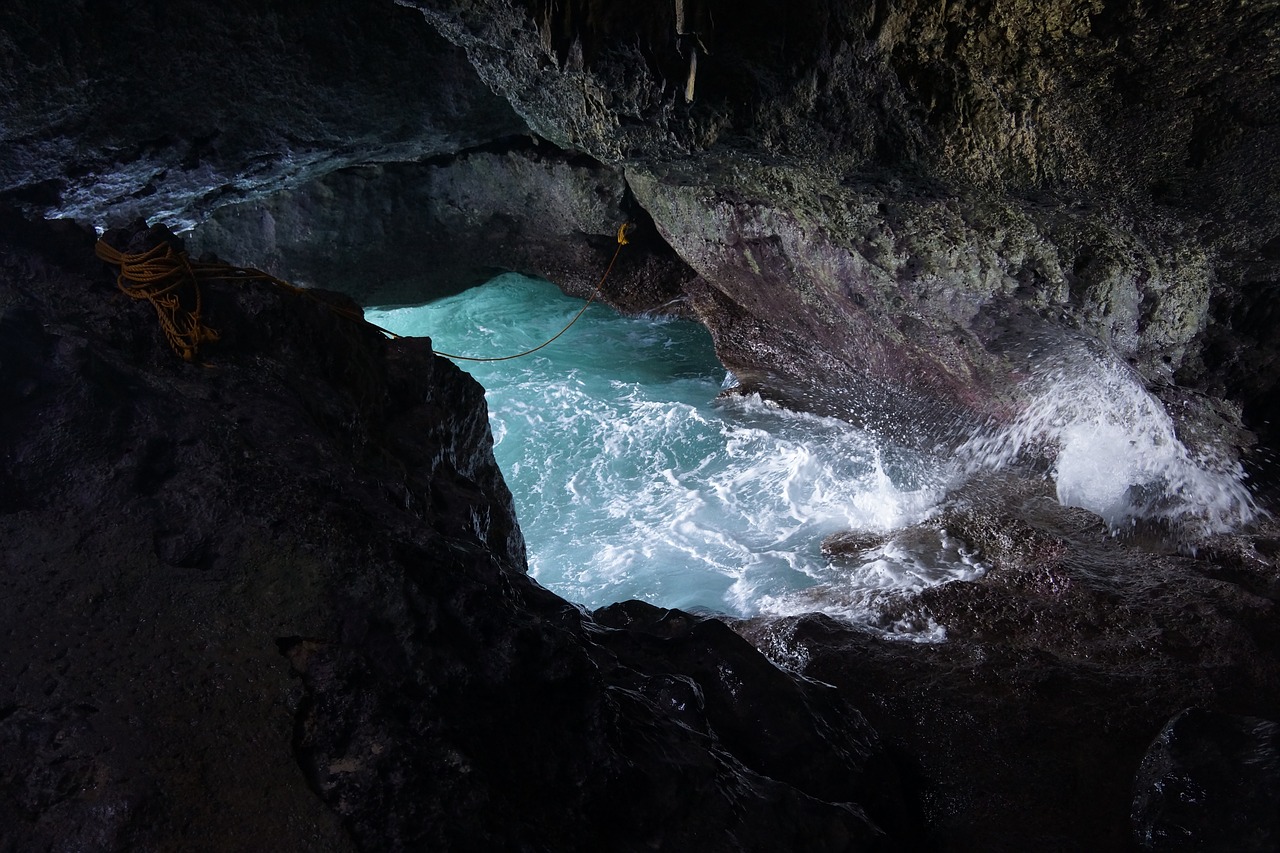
left=0, top=216, right=911, bottom=851
left=3, top=0, right=1277, bottom=453
left=184, top=141, right=697, bottom=313
left=397, top=0, right=1280, bottom=454
left=4, top=1, right=1280, bottom=850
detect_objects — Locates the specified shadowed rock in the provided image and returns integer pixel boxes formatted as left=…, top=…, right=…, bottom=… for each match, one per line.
left=5, top=1, right=1280, bottom=849
left=737, top=478, right=1280, bottom=851
left=1133, top=709, right=1280, bottom=852
left=0, top=214, right=903, bottom=851
left=0, top=0, right=526, bottom=229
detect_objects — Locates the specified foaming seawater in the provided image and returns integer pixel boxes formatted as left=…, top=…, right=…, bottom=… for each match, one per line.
left=366, top=274, right=975, bottom=638
left=958, top=340, right=1263, bottom=540
left=752, top=526, right=985, bottom=640
left=368, top=277, right=1262, bottom=637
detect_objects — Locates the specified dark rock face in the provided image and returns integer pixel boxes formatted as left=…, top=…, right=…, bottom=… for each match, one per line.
left=402, top=0, right=1280, bottom=214
left=738, top=478, right=1280, bottom=852
left=0, top=216, right=903, bottom=850
left=398, top=0, right=1280, bottom=454
left=186, top=142, right=697, bottom=312
left=5, top=1, right=1280, bottom=851
left=0, top=0, right=526, bottom=229
left=7, top=0, right=1276, bottom=455
left=1133, top=709, right=1280, bottom=852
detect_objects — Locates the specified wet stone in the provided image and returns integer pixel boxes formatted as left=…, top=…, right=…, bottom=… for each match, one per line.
left=1133, top=709, right=1280, bottom=853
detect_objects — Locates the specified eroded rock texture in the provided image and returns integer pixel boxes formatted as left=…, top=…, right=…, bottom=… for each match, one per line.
left=0, top=216, right=904, bottom=851
left=5, top=0, right=1275, bottom=457
left=740, top=476, right=1280, bottom=851
left=1133, top=709, right=1280, bottom=852
left=186, top=141, right=696, bottom=311
left=185, top=0, right=1280, bottom=458
left=4, top=1, right=1280, bottom=851
left=493, top=0, right=1271, bottom=446
left=0, top=0, right=524, bottom=229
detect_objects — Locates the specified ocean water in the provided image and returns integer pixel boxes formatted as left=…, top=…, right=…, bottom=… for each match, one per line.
left=367, top=274, right=978, bottom=637
left=957, top=340, right=1263, bottom=539
left=367, top=274, right=1262, bottom=636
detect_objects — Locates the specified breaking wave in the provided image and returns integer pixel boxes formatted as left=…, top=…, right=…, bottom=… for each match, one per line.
left=367, top=276, right=1263, bottom=637
left=367, top=275, right=970, bottom=638
left=957, top=340, right=1262, bottom=539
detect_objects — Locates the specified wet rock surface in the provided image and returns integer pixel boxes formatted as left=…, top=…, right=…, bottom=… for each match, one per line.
left=5, top=0, right=1275, bottom=458
left=1132, top=709, right=1280, bottom=852
left=401, top=0, right=1280, bottom=457
left=0, top=216, right=903, bottom=851
left=739, top=476, right=1280, bottom=852
left=4, top=1, right=1280, bottom=850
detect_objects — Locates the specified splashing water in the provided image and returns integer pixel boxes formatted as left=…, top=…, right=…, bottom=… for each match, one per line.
left=958, top=341, right=1262, bottom=539
left=367, top=277, right=1261, bottom=636
left=366, top=274, right=974, bottom=637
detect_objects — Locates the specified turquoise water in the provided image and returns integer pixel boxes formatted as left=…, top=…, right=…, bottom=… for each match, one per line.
left=365, top=274, right=1263, bottom=634
left=367, top=274, right=979, bottom=633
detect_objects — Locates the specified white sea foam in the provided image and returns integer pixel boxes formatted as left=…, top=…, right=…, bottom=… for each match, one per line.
left=366, top=274, right=976, bottom=637
left=367, top=275, right=1267, bottom=646
left=958, top=342, right=1262, bottom=538
left=750, top=527, right=985, bottom=641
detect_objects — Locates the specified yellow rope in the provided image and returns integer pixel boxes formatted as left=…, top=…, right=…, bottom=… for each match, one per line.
left=94, top=238, right=319, bottom=360
left=95, top=221, right=633, bottom=363
left=94, top=239, right=222, bottom=361
left=433, top=221, right=632, bottom=363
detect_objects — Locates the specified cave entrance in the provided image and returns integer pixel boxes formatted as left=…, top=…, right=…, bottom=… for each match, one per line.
left=367, top=274, right=978, bottom=635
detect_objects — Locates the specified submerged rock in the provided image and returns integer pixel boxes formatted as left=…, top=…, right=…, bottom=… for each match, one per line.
left=401, top=0, right=1280, bottom=458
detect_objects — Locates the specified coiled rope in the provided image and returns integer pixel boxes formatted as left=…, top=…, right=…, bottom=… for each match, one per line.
left=95, top=222, right=632, bottom=363
left=95, top=239, right=223, bottom=361
left=434, top=221, right=632, bottom=362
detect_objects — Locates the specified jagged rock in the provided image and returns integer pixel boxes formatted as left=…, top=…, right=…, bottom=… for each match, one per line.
left=737, top=483, right=1280, bottom=851
left=400, top=0, right=1280, bottom=455
left=0, top=0, right=526, bottom=230
left=5, top=0, right=1278, bottom=455
left=6, top=2, right=1280, bottom=850
left=402, top=0, right=1280, bottom=214
left=626, top=157, right=1234, bottom=421
left=0, top=214, right=903, bottom=850
left=822, top=530, right=891, bottom=558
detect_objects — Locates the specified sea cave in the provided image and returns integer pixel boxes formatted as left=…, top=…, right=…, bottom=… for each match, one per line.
left=2, top=1, right=1279, bottom=850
